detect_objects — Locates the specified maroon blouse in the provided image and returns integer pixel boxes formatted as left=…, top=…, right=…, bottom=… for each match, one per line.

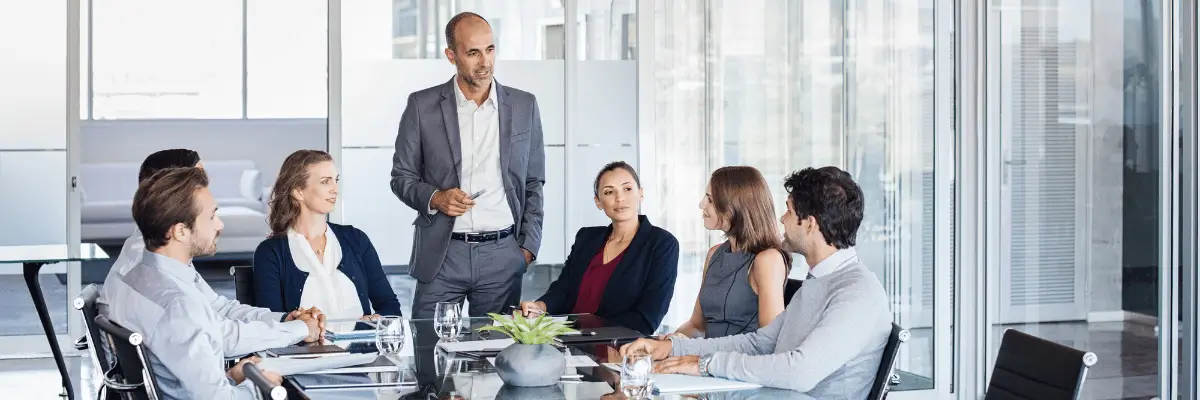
left=571, top=248, right=626, bottom=314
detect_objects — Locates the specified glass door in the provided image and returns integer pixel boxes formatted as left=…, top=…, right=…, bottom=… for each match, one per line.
left=0, top=0, right=80, bottom=356
left=985, top=0, right=1170, bottom=398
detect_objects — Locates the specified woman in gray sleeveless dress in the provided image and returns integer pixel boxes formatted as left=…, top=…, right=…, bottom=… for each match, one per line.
left=671, top=166, right=792, bottom=339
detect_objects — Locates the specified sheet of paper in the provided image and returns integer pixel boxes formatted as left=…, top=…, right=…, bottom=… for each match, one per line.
left=435, top=338, right=514, bottom=353
left=651, top=373, right=763, bottom=393
left=257, top=354, right=378, bottom=376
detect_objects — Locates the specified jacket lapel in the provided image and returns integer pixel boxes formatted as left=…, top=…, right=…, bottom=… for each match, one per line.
left=496, top=81, right=513, bottom=190
left=439, top=79, right=462, bottom=175
left=596, top=216, right=653, bottom=313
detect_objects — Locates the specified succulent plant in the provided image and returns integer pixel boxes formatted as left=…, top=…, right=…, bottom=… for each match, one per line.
left=477, top=311, right=579, bottom=345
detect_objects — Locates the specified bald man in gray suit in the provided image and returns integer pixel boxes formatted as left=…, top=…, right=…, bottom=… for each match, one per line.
left=390, top=12, right=545, bottom=319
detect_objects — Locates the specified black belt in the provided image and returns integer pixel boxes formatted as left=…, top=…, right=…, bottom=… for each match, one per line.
left=451, top=226, right=514, bottom=243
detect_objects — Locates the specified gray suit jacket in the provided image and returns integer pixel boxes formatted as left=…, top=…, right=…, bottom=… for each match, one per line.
left=390, top=78, right=546, bottom=283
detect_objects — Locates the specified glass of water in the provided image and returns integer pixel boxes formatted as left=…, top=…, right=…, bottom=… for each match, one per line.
left=434, top=301, right=463, bottom=341
left=621, top=352, right=654, bottom=399
left=375, top=316, right=406, bottom=356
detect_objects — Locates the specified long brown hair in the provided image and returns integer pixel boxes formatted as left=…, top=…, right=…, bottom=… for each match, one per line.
left=267, top=150, right=334, bottom=238
left=709, top=166, right=791, bottom=268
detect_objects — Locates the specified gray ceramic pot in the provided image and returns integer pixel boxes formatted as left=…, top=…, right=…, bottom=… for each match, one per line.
left=494, top=343, right=566, bottom=387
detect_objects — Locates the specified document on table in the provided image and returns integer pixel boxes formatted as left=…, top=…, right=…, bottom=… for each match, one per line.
left=257, top=354, right=378, bottom=376
left=436, top=338, right=514, bottom=353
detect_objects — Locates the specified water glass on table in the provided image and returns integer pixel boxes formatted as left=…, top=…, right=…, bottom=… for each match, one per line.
left=434, top=301, right=463, bottom=341
left=621, top=352, right=654, bottom=399
left=375, top=316, right=406, bottom=356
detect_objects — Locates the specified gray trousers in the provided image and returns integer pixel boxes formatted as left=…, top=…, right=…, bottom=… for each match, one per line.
left=412, top=235, right=526, bottom=319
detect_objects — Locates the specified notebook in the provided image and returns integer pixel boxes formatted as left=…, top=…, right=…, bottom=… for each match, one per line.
left=555, top=326, right=645, bottom=344
left=264, top=344, right=348, bottom=358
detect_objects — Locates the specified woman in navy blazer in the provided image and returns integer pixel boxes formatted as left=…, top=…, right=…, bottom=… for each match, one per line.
left=519, top=162, right=679, bottom=335
left=253, top=150, right=402, bottom=319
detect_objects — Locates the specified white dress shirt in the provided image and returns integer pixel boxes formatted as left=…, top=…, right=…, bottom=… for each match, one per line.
left=287, top=227, right=364, bottom=320
left=99, top=251, right=309, bottom=399
left=436, top=79, right=515, bottom=233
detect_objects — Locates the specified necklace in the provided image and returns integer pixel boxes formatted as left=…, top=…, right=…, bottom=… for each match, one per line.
left=311, top=234, right=327, bottom=258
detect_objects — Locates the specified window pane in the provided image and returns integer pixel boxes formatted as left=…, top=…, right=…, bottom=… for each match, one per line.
left=578, top=0, right=637, bottom=60
left=91, top=0, right=243, bottom=119
left=389, top=0, right=564, bottom=60
left=654, top=0, right=944, bottom=390
left=987, top=0, right=1163, bottom=398
left=247, top=0, right=328, bottom=118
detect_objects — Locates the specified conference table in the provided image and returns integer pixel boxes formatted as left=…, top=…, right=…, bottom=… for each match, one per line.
left=279, top=314, right=820, bottom=400
left=0, top=243, right=109, bottom=400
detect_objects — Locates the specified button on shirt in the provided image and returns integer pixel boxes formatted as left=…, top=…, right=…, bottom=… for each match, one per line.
left=99, top=251, right=310, bottom=399
left=443, top=79, right=514, bottom=233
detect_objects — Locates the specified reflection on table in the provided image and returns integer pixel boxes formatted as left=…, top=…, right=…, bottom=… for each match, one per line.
left=278, top=315, right=812, bottom=399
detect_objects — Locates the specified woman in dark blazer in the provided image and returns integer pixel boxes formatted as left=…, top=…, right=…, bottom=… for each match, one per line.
left=253, top=150, right=402, bottom=320
left=519, top=162, right=680, bottom=335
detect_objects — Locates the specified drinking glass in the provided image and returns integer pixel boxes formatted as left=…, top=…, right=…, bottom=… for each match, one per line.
left=621, top=352, right=654, bottom=399
left=375, top=316, right=406, bottom=356
left=434, top=301, right=463, bottom=341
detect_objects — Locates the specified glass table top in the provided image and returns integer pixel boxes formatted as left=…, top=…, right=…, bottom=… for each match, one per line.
left=0, top=243, right=109, bottom=264
left=284, top=316, right=820, bottom=399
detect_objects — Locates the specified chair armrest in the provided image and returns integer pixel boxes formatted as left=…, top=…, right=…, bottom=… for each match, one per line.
left=243, top=363, right=287, bottom=400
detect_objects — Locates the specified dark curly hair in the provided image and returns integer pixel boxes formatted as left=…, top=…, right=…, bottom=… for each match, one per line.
left=783, top=166, right=865, bottom=249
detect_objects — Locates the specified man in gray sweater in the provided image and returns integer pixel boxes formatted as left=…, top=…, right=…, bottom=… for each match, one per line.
left=621, top=166, right=891, bottom=398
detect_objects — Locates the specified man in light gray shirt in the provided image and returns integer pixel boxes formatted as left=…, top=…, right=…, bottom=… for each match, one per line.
left=103, top=149, right=326, bottom=356
left=99, top=167, right=324, bottom=399
left=622, top=166, right=891, bottom=399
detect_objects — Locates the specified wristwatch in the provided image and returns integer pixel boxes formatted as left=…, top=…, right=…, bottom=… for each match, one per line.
left=698, top=353, right=715, bottom=377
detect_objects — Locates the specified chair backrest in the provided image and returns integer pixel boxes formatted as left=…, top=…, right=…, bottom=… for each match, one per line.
left=867, top=323, right=910, bottom=400
left=94, top=315, right=161, bottom=400
left=74, top=285, right=112, bottom=378
left=783, top=278, right=803, bottom=306
left=243, top=363, right=288, bottom=400
left=985, top=328, right=1098, bottom=400
left=230, top=265, right=257, bottom=307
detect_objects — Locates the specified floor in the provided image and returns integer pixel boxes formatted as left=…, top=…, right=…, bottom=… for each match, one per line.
left=0, top=263, right=1173, bottom=399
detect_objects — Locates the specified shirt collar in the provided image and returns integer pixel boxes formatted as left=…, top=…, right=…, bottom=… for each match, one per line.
left=453, top=77, right=498, bottom=108
left=143, top=250, right=197, bottom=283
left=808, top=247, right=858, bottom=278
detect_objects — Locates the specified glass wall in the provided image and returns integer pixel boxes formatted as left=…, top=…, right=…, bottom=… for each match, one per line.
left=652, top=0, right=946, bottom=390
left=0, top=0, right=72, bottom=351
left=88, top=0, right=328, bottom=119
left=984, top=0, right=1164, bottom=398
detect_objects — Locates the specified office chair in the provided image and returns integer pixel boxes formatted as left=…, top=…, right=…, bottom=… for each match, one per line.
left=75, top=284, right=117, bottom=400
left=783, top=278, right=803, bottom=306
left=867, top=323, right=910, bottom=400
left=243, top=363, right=288, bottom=400
left=984, top=328, right=1098, bottom=400
left=230, top=264, right=257, bottom=307
left=93, top=315, right=161, bottom=400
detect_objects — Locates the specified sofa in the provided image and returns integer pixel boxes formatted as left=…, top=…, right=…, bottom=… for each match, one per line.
left=80, top=160, right=271, bottom=255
